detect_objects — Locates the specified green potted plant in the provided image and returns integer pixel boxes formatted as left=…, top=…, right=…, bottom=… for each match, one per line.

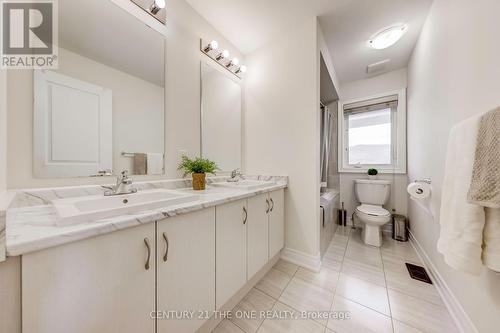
left=367, top=168, right=378, bottom=180
left=178, top=155, right=218, bottom=190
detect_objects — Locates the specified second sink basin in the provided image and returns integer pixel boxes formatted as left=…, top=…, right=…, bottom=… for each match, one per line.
left=52, top=189, right=199, bottom=226
left=212, top=180, right=276, bottom=191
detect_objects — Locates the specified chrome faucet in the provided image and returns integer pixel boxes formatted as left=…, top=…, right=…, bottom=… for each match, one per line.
left=228, top=169, right=244, bottom=182
left=102, top=170, right=138, bottom=196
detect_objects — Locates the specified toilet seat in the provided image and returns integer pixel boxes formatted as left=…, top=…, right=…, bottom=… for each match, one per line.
left=355, top=204, right=391, bottom=224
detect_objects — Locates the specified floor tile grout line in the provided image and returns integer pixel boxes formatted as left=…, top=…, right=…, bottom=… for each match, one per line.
left=381, top=237, right=450, bottom=333
left=243, top=230, right=450, bottom=333
left=236, top=228, right=421, bottom=333
left=386, top=284, right=450, bottom=308
left=379, top=237, right=396, bottom=333
left=253, top=264, right=300, bottom=333
left=273, top=266, right=331, bottom=329
left=325, top=236, right=345, bottom=332
left=228, top=288, right=278, bottom=333
left=331, top=229, right=395, bottom=320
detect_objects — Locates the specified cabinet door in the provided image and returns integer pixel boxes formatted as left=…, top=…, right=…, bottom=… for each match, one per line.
left=269, top=189, right=285, bottom=258
left=247, top=193, right=269, bottom=279
left=22, top=224, right=155, bottom=333
left=216, top=200, right=247, bottom=309
left=157, top=208, right=216, bottom=333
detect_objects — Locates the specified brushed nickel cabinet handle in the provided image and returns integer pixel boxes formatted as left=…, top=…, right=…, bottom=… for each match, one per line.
left=266, top=199, right=270, bottom=214
left=163, top=232, right=169, bottom=262
left=144, top=237, right=151, bottom=270
left=270, top=198, right=275, bottom=212
left=243, top=207, right=248, bottom=224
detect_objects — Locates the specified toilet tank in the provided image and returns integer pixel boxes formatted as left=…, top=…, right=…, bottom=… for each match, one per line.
left=354, top=179, right=391, bottom=205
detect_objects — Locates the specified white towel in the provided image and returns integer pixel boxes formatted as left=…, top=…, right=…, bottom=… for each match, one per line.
left=146, top=153, right=164, bottom=175
left=483, top=208, right=500, bottom=272
left=437, top=115, right=500, bottom=274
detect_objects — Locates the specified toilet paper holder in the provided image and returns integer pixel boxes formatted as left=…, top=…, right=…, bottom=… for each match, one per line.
left=414, top=178, right=431, bottom=184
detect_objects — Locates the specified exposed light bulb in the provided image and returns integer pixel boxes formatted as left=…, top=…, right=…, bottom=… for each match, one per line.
left=155, top=0, right=166, bottom=8
left=216, top=49, right=230, bottom=61
left=150, top=0, right=166, bottom=14
left=235, top=65, right=247, bottom=74
left=204, top=40, right=219, bottom=52
left=368, top=24, right=408, bottom=50
left=227, top=57, right=239, bottom=68
left=209, top=40, right=218, bottom=50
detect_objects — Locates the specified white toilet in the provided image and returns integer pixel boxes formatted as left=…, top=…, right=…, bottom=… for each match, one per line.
left=354, top=179, right=392, bottom=247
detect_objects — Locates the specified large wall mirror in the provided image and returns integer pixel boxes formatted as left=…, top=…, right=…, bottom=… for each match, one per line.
left=33, top=0, right=165, bottom=178
left=201, top=62, right=242, bottom=172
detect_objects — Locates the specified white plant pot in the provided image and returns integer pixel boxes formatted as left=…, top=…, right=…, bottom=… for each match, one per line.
left=368, top=175, right=378, bottom=180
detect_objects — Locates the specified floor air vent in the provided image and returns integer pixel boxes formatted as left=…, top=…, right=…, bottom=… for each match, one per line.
left=405, top=263, right=433, bottom=284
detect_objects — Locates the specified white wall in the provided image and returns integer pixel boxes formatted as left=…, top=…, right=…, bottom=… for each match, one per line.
left=338, top=69, right=408, bottom=220
left=340, top=68, right=407, bottom=101
left=245, top=18, right=321, bottom=261
left=4, top=0, right=244, bottom=189
left=407, top=0, right=500, bottom=331
left=0, top=69, right=6, bottom=192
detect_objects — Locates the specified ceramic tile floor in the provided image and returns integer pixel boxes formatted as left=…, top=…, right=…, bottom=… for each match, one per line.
left=212, top=226, right=458, bottom=333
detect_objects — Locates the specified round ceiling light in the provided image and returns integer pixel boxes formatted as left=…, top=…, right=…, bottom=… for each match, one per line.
left=368, top=24, right=408, bottom=50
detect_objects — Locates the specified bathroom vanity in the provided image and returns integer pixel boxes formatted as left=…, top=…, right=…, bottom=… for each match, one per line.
left=0, top=0, right=267, bottom=332
left=2, top=177, right=286, bottom=333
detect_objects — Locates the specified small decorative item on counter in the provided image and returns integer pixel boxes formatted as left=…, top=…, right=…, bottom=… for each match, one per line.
left=178, top=155, right=218, bottom=190
left=367, top=168, right=379, bottom=180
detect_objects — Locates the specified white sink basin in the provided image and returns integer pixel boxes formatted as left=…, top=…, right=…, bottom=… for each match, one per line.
left=212, top=180, right=276, bottom=191
left=52, top=189, right=199, bottom=226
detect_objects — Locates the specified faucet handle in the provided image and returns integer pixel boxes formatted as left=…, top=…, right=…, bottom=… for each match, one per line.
left=120, top=170, right=131, bottom=180
left=231, top=168, right=241, bottom=177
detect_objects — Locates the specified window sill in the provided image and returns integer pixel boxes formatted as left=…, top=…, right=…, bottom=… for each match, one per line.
left=338, top=168, right=407, bottom=175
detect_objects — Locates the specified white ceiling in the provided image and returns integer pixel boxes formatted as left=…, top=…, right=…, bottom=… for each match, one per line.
left=59, top=0, right=165, bottom=86
left=184, top=0, right=350, bottom=54
left=319, top=0, right=433, bottom=83
left=185, top=0, right=432, bottom=83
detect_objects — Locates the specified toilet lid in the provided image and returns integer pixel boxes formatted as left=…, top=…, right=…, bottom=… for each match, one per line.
left=357, top=204, right=390, bottom=217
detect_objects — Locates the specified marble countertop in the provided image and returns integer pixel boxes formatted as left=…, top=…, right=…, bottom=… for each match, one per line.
left=6, top=176, right=287, bottom=257
left=0, top=191, right=16, bottom=262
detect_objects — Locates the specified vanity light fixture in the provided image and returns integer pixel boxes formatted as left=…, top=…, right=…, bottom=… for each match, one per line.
left=204, top=40, right=219, bottom=53
left=150, top=0, right=166, bottom=14
left=131, top=0, right=166, bottom=24
left=216, top=49, right=230, bottom=61
left=368, top=24, right=408, bottom=50
left=235, top=65, right=247, bottom=74
left=200, top=39, right=246, bottom=79
left=226, top=57, right=239, bottom=68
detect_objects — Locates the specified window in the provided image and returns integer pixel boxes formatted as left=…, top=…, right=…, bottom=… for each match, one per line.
left=339, top=89, right=406, bottom=173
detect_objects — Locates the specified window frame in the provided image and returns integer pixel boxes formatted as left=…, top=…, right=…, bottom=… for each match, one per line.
left=338, top=88, right=407, bottom=174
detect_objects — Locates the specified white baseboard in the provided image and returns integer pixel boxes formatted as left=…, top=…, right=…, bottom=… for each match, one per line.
left=408, top=231, right=478, bottom=333
left=280, top=247, right=321, bottom=272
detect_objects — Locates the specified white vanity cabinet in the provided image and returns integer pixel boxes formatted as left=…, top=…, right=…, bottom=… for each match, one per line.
left=156, top=208, right=216, bottom=333
left=22, top=223, right=156, bottom=333
left=247, top=193, right=270, bottom=279
left=18, top=186, right=286, bottom=333
left=215, top=199, right=247, bottom=309
left=268, top=189, right=285, bottom=258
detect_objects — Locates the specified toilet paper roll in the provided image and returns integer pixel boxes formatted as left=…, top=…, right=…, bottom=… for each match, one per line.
left=407, top=182, right=431, bottom=199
